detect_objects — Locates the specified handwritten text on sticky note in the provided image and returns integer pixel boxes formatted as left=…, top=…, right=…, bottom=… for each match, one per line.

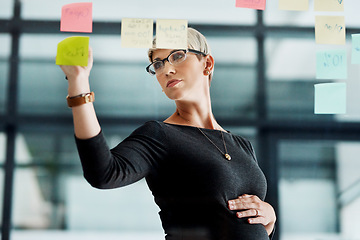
left=121, top=18, right=153, bottom=48
left=279, top=0, right=309, bottom=11
left=60, top=2, right=93, bottom=33
left=314, top=0, right=344, bottom=12
left=156, top=19, right=188, bottom=49
left=351, top=34, right=360, bottom=64
left=56, top=36, right=89, bottom=66
left=314, top=82, right=346, bottom=114
left=315, top=16, right=346, bottom=45
left=316, top=49, right=347, bottom=79
left=236, top=0, right=266, bottom=10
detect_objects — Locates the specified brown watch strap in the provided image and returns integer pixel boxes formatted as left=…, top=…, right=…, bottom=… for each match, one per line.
left=66, top=92, right=95, bottom=107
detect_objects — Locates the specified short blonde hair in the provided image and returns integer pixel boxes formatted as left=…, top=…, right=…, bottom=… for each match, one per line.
left=147, top=27, right=213, bottom=81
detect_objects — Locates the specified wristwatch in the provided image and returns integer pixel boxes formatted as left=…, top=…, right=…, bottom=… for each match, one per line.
left=66, top=92, right=95, bottom=108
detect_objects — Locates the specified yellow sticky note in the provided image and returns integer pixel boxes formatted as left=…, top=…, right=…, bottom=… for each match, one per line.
left=121, top=18, right=153, bottom=48
left=315, top=16, right=346, bottom=45
left=156, top=19, right=188, bottom=49
left=279, top=0, right=309, bottom=11
left=314, top=0, right=344, bottom=12
left=56, top=36, right=89, bottom=66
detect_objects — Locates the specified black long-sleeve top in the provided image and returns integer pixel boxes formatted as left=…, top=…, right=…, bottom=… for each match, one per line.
left=75, top=120, right=271, bottom=240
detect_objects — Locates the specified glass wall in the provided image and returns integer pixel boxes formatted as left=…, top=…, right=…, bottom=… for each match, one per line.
left=266, top=37, right=360, bottom=121
left=2, top=0, right=360, bottom=240
left=0, top=34, right=11, bottom=114
left=0, top=131, right=5, bottom=226
left=279, top=140, right=360, bottom=239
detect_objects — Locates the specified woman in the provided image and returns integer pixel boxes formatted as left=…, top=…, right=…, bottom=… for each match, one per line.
left=59, top=27, right=276, bottom=239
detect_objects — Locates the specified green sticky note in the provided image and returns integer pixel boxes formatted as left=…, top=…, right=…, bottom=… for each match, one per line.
left=351, top=34, right=360, bottom=64
left=316, top=49, right=347, bottom=79
left=56, top=36, right=89, bottom=66
left=314, top=82, right=346, bottom=114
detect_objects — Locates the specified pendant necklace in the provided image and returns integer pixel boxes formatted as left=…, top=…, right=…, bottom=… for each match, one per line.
left=177, top=112, right=232, bottom=161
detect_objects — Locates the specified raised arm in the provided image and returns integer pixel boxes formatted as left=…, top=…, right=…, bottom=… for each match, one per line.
left=59, top=47, right=101, bottom=139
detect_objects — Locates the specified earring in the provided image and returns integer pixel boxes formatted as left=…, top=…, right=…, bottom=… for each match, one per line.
left=204, top=69, right=210, bottom=75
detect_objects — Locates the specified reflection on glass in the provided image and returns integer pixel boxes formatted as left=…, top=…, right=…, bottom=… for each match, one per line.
left=0, top=61, right=8, bottom=113
left=0, top=168, right=3, bottom=225
left=12, top=130, right=163, bottom=234
left=0, top=0, right=12, bottom=18
left=212, top=65, right=256, bottom=119
left=21, top=0, right=255, bottom=24
left=279, top=140, right=360, bottom=239
left=0, top=34, right=11, bottom=114
left=264, top=0, right=360, bottom=27
left=0, top=132, right=5, bottom=165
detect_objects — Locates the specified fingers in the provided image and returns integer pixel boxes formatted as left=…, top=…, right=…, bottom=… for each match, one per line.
left=87, top=46, right=94, bottom=68
left=57, top=46, right=93, bottom=79
left=236, top=208, right=260, bottom=218
left=228, top=194, right=276, bottom=229
left=247, top=216, right=266, bottom=224
left=235, top=208, right=267, bottom=225
left=228, top=194, right=261, bottom=211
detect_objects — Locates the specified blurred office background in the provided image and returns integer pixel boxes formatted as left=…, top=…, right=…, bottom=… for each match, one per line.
left=1, top=0, right=360, bottom=239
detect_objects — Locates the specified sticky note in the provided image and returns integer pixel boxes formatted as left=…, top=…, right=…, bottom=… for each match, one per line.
left=314, top=0, right=344, bottom=12
left=314, top=82, right=346, bottom=114
left=315, top=16, right=346, bottom=45
left=235, top=0, right=266, bottom=10
left=121, top=18, right=153, bottom=48
left=56, top=36, right=89, bottom=66
left=156, top=19, right=188, bottom=49
left=316, top=49, right=347, bottom=79
left=60, top=2, right=93, bottom=33
left=351, top=34, right=360, bottom=64
left=279, top=0, right=309, bottom=11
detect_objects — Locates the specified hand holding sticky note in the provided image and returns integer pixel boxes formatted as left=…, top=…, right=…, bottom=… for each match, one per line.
left=61, top=2, right=93, bottom=33
left=314, top=82, right=346, bottom=114
left=56, top=36, right=89, bottom=66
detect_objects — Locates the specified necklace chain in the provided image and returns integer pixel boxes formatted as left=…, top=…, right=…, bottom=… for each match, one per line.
left=176, top=112, right=231, bottom=161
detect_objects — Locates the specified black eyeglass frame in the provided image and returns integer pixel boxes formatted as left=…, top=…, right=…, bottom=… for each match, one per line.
left=146, top=49, right=207, bottom=76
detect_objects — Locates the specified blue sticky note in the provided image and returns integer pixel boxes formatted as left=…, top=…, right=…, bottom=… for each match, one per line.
left=316, top=49, right=347, bottom=79
left=351, top=34, right=360, bottom=64
left=314, top=82, right=346, bottom=114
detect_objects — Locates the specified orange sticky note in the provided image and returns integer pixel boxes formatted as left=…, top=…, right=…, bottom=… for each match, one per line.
left=56, top=36, right=89, bottom=66
left=60, top=2, right=93, bottom=33
left=236, top=0, right=266, bottom=10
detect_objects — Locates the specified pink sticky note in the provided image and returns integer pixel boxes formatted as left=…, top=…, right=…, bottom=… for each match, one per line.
left=236, top=0, right=266, bottom=10
left=60, top=2, right=93, bottom=33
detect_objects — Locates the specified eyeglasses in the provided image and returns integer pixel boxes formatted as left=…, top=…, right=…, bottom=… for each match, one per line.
left=146, top=49, right=207, bottom=76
